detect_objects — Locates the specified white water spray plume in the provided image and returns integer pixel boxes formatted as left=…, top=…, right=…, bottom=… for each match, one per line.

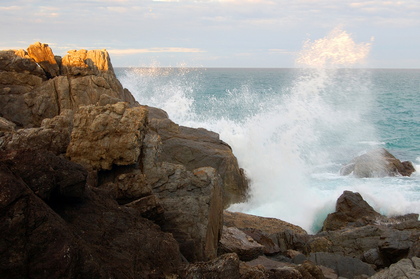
left=118, top=28, right=419, bottom=233
left=296, top=27, right=372, bottom=68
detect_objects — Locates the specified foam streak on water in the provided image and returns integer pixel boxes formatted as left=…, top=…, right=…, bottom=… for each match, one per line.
left=116, top=28, right=420, bottom=233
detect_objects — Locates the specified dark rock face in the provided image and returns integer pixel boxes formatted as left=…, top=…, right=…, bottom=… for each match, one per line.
left=147, top=106, right=249, bottom=208
left=340, top=148, right=416, bottom=177
left=1, top=149, right=86, bottom=202
left=0, top=150, right=182, bottom=278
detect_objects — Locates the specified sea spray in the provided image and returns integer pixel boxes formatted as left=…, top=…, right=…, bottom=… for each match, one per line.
left=116, top=28, right=420, bottom=233
left=226, top=28, right=378, bottom=231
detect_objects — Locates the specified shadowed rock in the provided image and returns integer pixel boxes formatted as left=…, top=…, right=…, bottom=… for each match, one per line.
left=0, top=149, right=182, bottom=278
left=322, top=190, right=382, bottom=231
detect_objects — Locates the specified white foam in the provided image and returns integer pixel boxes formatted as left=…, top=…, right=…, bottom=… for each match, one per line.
left=117, top=28, right=420, bottom=233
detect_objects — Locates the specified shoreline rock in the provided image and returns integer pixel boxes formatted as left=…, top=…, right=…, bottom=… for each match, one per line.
left=0, top=41, right=249, bottom=275
left=340, top=148, right=416, bottom=178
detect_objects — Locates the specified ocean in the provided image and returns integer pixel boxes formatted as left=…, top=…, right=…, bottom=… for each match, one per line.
left=114, top=30, right=420, bottom=233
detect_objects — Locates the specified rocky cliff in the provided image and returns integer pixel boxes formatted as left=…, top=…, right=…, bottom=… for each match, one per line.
left=0, top=42, right=248, bottom=277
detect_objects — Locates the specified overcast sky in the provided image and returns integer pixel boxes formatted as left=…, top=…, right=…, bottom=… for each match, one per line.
left=1, top=0, right=419, bottom=68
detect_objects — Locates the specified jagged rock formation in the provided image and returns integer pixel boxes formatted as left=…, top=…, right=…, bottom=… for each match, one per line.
left=340, top=148, right=416, bottom=177
left=0, top=42, right=249, bottom=278
left=321, top=190, right=382, bottom=231
left=217, top=191, right=420, bottom=279
left=0, top=149, right=182, bottom=278
left=0, top=42, right=136, bottom=128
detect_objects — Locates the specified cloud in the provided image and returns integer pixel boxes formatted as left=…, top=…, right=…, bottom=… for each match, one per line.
left=0, top=6, right=20, bottom=11
left=108, top=47, right=206, bottom=55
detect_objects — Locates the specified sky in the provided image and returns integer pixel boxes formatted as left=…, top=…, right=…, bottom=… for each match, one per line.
left=1, top=0, right=419, bottom=68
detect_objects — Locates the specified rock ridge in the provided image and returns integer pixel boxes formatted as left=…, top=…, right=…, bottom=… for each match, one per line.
left=0, top=41, right=249, bottom=277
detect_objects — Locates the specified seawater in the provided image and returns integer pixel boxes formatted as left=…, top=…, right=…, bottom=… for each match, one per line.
left=114, top=32, right=420, bottom=234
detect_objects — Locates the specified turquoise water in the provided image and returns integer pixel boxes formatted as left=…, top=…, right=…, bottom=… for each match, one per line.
left=115, top=67, right=420, bottom=233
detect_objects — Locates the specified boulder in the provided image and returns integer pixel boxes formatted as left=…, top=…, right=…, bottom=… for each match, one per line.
left=147, top=106, right=248, bottom=208
left=219, top=226, right=265, bottom=261
left=340, top=148, right=415, bottom=177
left=66, top=102, right=148, bottom=170
left=322, top=191, right=382, bottom=231
left=370, top=257, right=420, bottom=279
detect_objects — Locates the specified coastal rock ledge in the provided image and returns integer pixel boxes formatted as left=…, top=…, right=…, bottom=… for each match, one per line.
left=1, top=43, right=419, bottom=279
left=0, top=42, right=248, bottom=278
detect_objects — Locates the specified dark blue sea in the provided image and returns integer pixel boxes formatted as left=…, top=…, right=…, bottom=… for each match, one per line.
left=115, top=67, right=420, bottom=233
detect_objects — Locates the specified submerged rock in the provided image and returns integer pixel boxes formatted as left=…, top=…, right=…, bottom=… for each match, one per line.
left=340, top=148, right=415, bottom=177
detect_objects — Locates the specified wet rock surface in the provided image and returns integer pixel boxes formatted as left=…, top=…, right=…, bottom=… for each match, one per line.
left=340, top=148, right=415, bottom=178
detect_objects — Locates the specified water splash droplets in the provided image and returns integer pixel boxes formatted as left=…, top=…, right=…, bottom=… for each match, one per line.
left=296, top=27, right=371, bottom=68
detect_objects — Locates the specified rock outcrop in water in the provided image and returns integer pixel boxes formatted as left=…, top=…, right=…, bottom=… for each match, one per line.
left=340, top=148, right=416, bottom=178
left=1, top=42, right=419, bottom=279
